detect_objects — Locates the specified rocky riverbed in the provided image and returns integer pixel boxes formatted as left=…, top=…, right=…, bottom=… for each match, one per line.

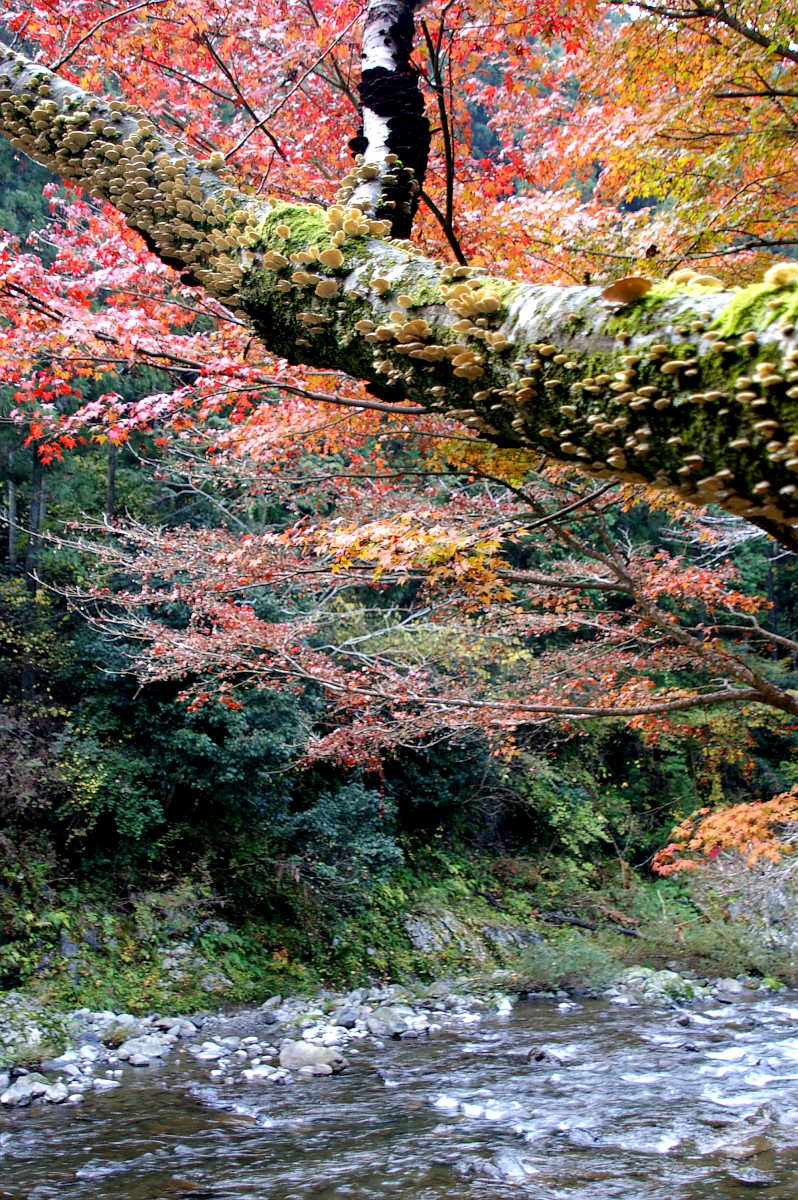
left=0, top=965, right=775, bottom=1109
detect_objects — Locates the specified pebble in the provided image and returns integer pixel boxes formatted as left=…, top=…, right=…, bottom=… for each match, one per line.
left=189, top=1042, right=227, bottom=1061
left=242, top=1064, right=275, bottom=1082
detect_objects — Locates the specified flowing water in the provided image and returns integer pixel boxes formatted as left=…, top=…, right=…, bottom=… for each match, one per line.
left=3, top=993, right=798, bottom=1199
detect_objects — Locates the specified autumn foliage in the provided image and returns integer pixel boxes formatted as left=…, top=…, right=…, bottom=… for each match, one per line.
left=1, top=0, right=797, bottom=764
left=653, top=784, right=798, bottom=875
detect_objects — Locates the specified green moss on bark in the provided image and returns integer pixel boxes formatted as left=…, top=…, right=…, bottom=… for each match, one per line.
left=257, top=203, right=329, bottom=252
left=714, top=280, right=798, bottom=336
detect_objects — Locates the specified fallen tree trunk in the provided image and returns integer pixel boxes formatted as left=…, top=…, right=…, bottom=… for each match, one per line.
left=2, top=37, right=798, bottom=547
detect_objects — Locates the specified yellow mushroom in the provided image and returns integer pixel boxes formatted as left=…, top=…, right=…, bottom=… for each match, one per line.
left=315, top=279, right=339, bottom=299
left=318, top=247, right=345, bottom=269
left=763, top=262, right=798, bottom=287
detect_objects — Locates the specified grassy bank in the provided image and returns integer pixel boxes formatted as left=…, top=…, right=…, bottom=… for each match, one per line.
left=2, top=846, right=794, bottom=1018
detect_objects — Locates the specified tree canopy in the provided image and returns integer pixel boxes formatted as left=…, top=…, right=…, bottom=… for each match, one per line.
left=1, top=0, right=797, bottom=755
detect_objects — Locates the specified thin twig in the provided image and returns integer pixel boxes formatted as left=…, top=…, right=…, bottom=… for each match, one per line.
left=52, top=0, right=168, bottom=71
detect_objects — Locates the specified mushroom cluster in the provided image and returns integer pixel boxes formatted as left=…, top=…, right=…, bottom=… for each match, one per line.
left=3, top=41, right=798, bottom=529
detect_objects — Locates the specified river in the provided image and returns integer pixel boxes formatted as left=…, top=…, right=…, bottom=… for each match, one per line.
left=2, top=992, right=798, bottom=1199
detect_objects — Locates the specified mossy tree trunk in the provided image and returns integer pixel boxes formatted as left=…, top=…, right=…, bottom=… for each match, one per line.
left=2, top=37, right=798, bottom=548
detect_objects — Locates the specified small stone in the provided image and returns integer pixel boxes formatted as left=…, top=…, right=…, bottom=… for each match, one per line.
left=527, top=1046, right=563, bottom=1067
left=728, top=1169, right=778, bottom=1187
left=242, top=1064, right=276, bottom=1082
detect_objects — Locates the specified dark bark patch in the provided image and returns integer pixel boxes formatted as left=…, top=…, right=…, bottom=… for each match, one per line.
left=359, top=65, right=429, bottom=235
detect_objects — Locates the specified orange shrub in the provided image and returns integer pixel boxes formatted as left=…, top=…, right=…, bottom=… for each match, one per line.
left=653, top=786, right=798, bottom=876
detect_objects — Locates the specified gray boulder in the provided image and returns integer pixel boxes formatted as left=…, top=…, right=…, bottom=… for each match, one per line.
left=42, top=1049, right=80, bottom=1071
left=366, top=1005, right=414, bottom=1039
left=279, top=1040, right=347, bottom=1073
left=1, top=1073, right=50, bottom=1106
left=260, top=995, right=283, bottom=1010
left=116, top=1034, right=171, bottom=1062
left=153, top=1016, right=197, bottom=1036
left=713, top=978, right=747, bottom=998
left=100, top=1018, right=143, bottom=1047
left=91, top=1077, right=121, bottom=1091
left=331, top=1006, right=361, bottom=1029
left=242, top=1064, right=278, bottom=1082
left=616, top=966, right=710, bottom=1003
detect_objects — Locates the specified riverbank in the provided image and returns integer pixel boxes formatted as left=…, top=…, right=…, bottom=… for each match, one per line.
left=0, top=960, right=785, bottom=1108
left=3, top=842, right=796, bottom=1113
left=4, top=849, right=796, bottom=1024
